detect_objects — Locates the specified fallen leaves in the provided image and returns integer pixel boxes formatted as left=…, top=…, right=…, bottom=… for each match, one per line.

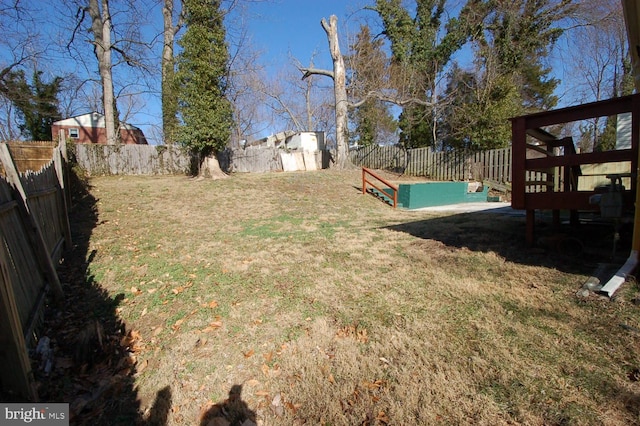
left=171, top=318, right=185, bottom=331
left=268, top=392, right=301, bottom=418
left=376, top=411, right=390, bottom=424
left=136, top=359, right=149, bottom=374
left=198, top=317, right=223, bottom=333
left=338, top=379, right=389, bottom=421
left=120, top=329, right=144, bottom=354
left=169, top=309, right=199, bottom=333
left=336, top=324, right=369, bottom=343
left=362, top=379, right=386, bottom=390
left=271, top=393, right=284, bottom=417
left=261, top=363, right=282, bottom=378
left=261, top=364, right=270, bottom=377
left=285, top=401, right=300, bottom=414
left=201, top=300, right=218, bottom=309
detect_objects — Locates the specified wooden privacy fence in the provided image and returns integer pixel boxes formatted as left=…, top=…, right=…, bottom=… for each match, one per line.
left=0, top=138, right=71, bottom=401
left=73, top=143, right=193, bottom=175
left=72, top=143, right=331, bottom=175
left=350, top=145, right=513, bottom=183
left=220, top=147, right=331, bottom=173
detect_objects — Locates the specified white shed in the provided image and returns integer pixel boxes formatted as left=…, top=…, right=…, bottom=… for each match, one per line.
left=285, top=132, right=325, bottom=151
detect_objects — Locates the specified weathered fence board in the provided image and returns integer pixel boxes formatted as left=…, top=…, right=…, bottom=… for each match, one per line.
left=223, top=147, right=283, bottom=173
left=0, top=178, right=46, bottom=330
left=73, top=144, right=192, bottom=175
left=0, top=138, right=70, bottom=401
left=3, top=141, right=57, bottom=173
left=73, top=143, right=331, bottom=175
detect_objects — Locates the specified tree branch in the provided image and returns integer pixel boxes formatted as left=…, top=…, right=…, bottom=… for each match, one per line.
left=300, top=67, right=334, bottom=80
left=67, top=7, right=87, bottom=50
left=347, top=91, right=435, bottom=108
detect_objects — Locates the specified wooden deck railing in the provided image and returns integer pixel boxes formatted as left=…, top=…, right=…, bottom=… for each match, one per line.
left=362, top=167, right=398, bottom=208
left=511, top=94, right=639, bottom=246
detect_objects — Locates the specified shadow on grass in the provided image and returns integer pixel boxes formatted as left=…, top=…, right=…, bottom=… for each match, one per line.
left=198, top=384, right=257, bottom=426
left=383, top=209, right=632, bottom=275
left=34, top=168, right=171, bottom=425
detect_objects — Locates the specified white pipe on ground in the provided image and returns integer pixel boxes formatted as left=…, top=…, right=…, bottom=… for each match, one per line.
left=599, top=250, right=638, bottom=297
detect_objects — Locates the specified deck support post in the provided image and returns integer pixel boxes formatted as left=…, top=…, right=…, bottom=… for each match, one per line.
left=526, top=209, right=535, bottom=247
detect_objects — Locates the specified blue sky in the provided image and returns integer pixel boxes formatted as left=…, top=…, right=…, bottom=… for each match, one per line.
left=247, top=0, right=370, bottom=73
left=141, top=0, right=371, bottom=144
left=0, top=0, right=608, bottom=145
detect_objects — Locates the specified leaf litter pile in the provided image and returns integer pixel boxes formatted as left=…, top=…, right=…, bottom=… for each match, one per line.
left=31, top=169, right=640, bottom=425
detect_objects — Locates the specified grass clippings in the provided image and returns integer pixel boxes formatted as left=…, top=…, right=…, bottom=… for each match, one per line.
left=37, top=169, right=640, bottom=425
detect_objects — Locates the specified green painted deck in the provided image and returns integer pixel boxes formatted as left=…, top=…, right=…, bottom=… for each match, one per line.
left=397, top=182, right=489, bottom=209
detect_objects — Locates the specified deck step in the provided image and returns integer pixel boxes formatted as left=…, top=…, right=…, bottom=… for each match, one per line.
left=367, top=187, right=402, bottom=208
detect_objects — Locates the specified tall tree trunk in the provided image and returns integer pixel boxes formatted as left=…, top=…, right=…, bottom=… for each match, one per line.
left=162, top=0, right=182, bottom=145
left=301, top=16, right=351, bottom=169
left=321, top=16, right=349, bottom=169
left=305, top=59, right=314, bottom=131
left=88, top=0, right=118, bottom=145
left=306, top=74, right=313, bottom=131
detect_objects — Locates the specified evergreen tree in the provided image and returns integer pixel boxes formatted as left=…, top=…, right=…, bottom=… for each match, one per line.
left=476, top=0, right=573, bottom=113
left=3, top=70, right=62, bottom=140
left=374, top=0, right=476, bottom=149
left=439, top=0, right=572, bottom=150
left=597, top=116, right=617, bottom=152
left=377, top=0, right=441, bottom=148
left=441, top=64, right=518, bottom=150
left=347, top=25, right=397, bottom=146
left=175, top=0, right=233, bottom=158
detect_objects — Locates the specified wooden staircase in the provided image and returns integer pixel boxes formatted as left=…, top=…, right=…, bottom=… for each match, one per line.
left=362, top=167, right=399, bottom=208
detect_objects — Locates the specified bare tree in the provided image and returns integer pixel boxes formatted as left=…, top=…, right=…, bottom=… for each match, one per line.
left=87, top=0, right=118, bottom=144
left=300, top=15, right=442, bottom=164
left=225, top=3, right=271, bottom=146
left=64, top=0, right=154, bottom=144
left=564, top=0, right=626, bottom=103
left=301, top=16, right=350, bottom=168
left=263, top=70, right=305, bottom=132
left=561, top=0, right=630, bottom=151
left=0, top=1, right=45, bottom=140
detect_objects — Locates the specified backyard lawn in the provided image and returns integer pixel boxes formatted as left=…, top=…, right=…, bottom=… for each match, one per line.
left=40, top=169, right=640, bottom=425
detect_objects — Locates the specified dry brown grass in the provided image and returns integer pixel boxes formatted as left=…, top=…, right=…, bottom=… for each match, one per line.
left=60, top=169, right=640, bottom=425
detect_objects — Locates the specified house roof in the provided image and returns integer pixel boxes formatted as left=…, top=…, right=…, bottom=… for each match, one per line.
left=53, top=112, right=141, bottom=131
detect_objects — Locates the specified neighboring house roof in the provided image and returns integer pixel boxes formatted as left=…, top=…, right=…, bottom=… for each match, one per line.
left=52, top=112, right=142, bottom=131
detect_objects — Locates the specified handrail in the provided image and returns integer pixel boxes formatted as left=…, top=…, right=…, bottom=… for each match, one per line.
left=362, top=167, right=398, bottom=208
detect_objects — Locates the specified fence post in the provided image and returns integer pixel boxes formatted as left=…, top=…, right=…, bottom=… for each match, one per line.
left=53, top=135, right=73, bottom=250
left=0, top=144, right=64, bottom=300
